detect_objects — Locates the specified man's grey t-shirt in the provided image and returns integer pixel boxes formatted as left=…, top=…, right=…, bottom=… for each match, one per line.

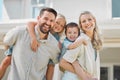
left=4, top=25, right=60, bottom=80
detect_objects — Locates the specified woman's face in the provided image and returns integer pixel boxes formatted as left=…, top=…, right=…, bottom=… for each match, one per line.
left=52, top=17, right=66, bottom=33
left=80, top=14, right=95, bottom=33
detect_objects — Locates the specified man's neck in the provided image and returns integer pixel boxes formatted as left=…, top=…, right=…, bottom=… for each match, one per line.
left=40, top=33, right=48, bottom=40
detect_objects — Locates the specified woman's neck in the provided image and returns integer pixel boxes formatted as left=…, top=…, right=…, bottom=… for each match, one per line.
left=86, top=31, right=93, bottom=39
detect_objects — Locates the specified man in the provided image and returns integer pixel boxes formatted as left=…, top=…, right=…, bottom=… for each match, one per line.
left=3, top=7, right=60, bottom=80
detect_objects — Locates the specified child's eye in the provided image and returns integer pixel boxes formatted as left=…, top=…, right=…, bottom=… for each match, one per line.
left=88, top=18, right=92, bottom=21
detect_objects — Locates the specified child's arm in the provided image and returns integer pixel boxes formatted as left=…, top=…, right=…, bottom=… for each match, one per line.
left=72, top=61, right=96, bottom=80
left=68, top=37, right=87, bottom=49
left=59, top=58, right=75, bottom=73
left=27, top=21, right=39, bottom=52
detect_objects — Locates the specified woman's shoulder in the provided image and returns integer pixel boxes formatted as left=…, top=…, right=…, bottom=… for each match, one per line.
left=80, top=32, right=90, bottom=40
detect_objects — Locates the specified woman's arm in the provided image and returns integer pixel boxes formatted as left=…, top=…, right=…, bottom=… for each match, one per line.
left=27, top=21, right=39, bottom=52
left=59, top=58, right=75, bottom=73
left=72, top=61, right=96, bottom=80
left=59, top=58, right=95, bottom=80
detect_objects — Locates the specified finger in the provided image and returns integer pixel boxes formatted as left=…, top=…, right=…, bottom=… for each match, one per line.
left=33, top=45, right=38, bottom=52
left=37, top=43, right=40, bottom=47
left=31, top=44, right=36, bottom=52
left=31, top=44, right=35, bottom=51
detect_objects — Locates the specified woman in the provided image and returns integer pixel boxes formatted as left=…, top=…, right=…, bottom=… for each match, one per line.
left=60, top=11, right=102, bottom=80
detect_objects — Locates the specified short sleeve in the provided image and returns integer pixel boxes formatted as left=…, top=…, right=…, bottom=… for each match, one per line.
left=4, top=26, right=25, bottom=46
left=63, top=38, right=72, bottom=49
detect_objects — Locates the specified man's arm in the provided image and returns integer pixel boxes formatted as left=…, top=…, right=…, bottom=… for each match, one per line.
left=27, top=21, right=39, bottom=52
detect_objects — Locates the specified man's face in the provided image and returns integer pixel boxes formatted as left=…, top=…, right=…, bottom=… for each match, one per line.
left=38, top=11, right=56, bottom=34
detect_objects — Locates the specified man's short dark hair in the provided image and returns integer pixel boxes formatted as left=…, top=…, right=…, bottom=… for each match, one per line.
left=39, top=7, right=57, bottom=18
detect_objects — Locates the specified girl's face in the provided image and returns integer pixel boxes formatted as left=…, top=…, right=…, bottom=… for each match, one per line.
left=66, top=27, right=79, bottom=42
left=80, top=14, right=95, bottom=33
left=52, top=17, right=66, bottom=33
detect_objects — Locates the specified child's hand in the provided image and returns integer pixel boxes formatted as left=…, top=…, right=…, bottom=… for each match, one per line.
left=83, top=39, right=87, bottom=45
left=30, top=38, right=40, bottom=52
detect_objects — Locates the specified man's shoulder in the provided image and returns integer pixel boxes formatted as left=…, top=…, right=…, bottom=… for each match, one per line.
left=48, top=32, right=56, bottom=40
left=11, top=25, right=27, bottom=34
left=47, top=32, right=59, bottom=44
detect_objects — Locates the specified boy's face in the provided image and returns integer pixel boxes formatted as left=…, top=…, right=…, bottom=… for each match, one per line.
left=66, top=27, right=79, bottom=42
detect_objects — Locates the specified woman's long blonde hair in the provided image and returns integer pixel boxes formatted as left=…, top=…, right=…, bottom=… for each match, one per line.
left=79, top=11, right=102, bottom=50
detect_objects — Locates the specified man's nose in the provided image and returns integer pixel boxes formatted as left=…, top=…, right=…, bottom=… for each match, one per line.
left=46, top=21, right=51, bottom=26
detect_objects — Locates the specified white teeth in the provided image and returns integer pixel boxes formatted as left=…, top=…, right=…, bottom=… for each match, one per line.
left=86, top=26, right=92, bottom=31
